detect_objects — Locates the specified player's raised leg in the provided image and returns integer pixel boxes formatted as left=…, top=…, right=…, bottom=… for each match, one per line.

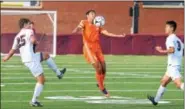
left=41, top=52, right=66, bottom=79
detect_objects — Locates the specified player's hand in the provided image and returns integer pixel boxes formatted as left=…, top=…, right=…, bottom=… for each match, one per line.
left=2, top=56, right=9, bottom=62
left=155, top=46, right=163, bottom=52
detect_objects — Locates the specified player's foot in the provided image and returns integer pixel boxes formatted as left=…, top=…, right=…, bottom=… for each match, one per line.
left=147, top=95, right=158, bottom=106
left=102, top=88, right=109, bottom=97
left=57, top=68, right=66, bottom=79
left=30, top=101, right=43, bottom=107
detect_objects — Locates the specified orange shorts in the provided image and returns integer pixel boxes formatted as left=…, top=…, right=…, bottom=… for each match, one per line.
left=83, top=44, right=104, bottom=64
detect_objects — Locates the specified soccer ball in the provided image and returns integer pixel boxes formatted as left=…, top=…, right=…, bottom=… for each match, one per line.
left=93, top=16, right=105, bottom=27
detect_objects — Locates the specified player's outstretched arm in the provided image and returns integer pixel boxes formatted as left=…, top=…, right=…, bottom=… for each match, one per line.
left=72, top=20, right=84, bottom=34
left=101, top=30, right=126, bottom=37
left=155, top=46, right=175, bottom=54
left=3, top=49, right=15, bottom=62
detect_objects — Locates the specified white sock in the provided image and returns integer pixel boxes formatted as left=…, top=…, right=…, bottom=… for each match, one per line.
left=32, top=83, right=43, bottom=102
left=46, top=57, right=60, bottom=75
left=154, top=85, right=166, bottom=102
left=180, top=83, right=184, bottom=91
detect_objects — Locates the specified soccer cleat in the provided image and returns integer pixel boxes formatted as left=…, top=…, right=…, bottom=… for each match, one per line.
left=30, top=101, right=43, bottom=107
left=147, top=95, right=158, bottom=106
left=57, top=68, right=66, bottom=79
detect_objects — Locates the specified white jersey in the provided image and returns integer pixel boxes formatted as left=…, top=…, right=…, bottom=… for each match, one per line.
left=12, top=28, right=35, bottom=63
left=166, top=34, right=184, bottom=66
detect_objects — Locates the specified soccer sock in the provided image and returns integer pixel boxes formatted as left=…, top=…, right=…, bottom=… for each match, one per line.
left=180, top=83, right=184, bottom=91
left=96, top=73, right=104, bottom=90
left=102, top=74, right=105, bottom=83
left=32, top=83, right=43, bottom=102
left=100, top=74, right=105, bottom=86
left=46, top=57, right=61, bottom=75
left=101, top=74, right=109, bottom=95
left=154, top=85, right=166, bottom=102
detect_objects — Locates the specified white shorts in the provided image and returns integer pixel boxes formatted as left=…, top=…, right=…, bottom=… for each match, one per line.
left=165, top=65, right=182, bottom=81
left=24, top=52, right=43, bottom=77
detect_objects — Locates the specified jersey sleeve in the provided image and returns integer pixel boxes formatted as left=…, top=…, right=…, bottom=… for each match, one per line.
left=12, top=37, right=19, bottom=50
left=166, top=37, right=175, bottom=48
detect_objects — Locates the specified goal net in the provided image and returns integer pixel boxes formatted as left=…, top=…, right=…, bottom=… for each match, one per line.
left=1, top=10, right=57, bottom=57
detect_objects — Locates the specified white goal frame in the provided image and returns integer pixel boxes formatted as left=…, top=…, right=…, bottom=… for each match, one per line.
left=1, top=10, right=57, bottom=57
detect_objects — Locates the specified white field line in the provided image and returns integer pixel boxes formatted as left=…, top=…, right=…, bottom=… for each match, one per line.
left=1, top=84, right=5, bottom=87
left=1, top=67, right=169, bottom=70
left=1, top=76, right=162, bottom=79
left=1, top=90, right=182, bottom=93
left=0, top=72, right=167, bottom=75
left=1, top=71, right=184, bottom=75
left=1, top=82, right=161, bottom=85
left=1, top=61, right=169, bottom=64
left=1, top=99, right=183, bottom=103
left=1, top=64, right=168, bottom=66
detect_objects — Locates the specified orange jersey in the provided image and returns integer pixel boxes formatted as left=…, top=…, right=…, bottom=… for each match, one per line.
left=81, top=20, right=104, bottom=50
left=80, top=20, right=105, bottom=64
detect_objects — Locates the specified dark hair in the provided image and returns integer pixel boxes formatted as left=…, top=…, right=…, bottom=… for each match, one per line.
left=166, top=20, right=177, bottom=32
left=19, top=18, right=30, bottom=29
left=86, top=10, right=96, bottom=15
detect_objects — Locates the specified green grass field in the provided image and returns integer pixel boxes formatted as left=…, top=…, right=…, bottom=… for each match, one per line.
left=1, top=55, right=184, bottom=109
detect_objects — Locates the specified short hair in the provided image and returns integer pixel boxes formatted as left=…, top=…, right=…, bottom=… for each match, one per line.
left=166, top=20, right=177, bottom=32
left=86, top=10, right=96, bottom=15
left=19, top=18, right=30, bottom=29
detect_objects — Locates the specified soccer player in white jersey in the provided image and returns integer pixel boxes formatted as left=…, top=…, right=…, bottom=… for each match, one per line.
left=2, top=18, right=66, bottom=107
left=147, top=21, right=184, bottom=105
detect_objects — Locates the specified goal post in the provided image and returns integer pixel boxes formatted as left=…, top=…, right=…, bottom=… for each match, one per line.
left=1, top=10, right=57, bottom=57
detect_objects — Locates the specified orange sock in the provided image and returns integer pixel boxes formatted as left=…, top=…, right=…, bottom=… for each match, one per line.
left=100, top=74, right=104, bottom=87
left=96, top=73, right=104, bottom=90
left=102, top=74, right=105, bottom=82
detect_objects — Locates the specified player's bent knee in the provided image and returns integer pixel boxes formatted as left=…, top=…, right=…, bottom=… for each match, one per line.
left=160, top=79, right=168, bottom=87
left=37, top=74, right=45, bottom=85
left=174, top=81, right=182, bottom=89
left=42, top=52, right=50, bottom=60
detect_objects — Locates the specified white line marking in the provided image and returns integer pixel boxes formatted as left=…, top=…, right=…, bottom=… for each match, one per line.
left=1, top=90, right=181, bottom=93
left=1, top=76, right=162, bottom=79
left=1, top=82, right=161, bottom=85
left=1, top=67, right=173, bottom=70
left=1, top=71, right=171, bottom=74
left=86, top=100, right=171, bottom=104
left=1, top=71, right=184, bottom=75
left=1, top=62, right=169, bottom=65
left=1, top=84, right=5, bottom=87
left=1, top=99, right=183, bottom=103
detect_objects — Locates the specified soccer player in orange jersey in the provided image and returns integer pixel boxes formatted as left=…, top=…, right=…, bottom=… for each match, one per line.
left=72, top=10, right=126, bottom=97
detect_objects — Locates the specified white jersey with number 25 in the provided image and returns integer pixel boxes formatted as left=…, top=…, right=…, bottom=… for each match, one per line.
left=12, top=28, right=35, bottom=63
left=166, top=34, right=184, bottom=66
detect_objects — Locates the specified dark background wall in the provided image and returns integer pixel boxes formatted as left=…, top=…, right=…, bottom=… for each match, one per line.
left=1, top=34, right=184, bottom=55
left=1, top=1, right=184, bottom=34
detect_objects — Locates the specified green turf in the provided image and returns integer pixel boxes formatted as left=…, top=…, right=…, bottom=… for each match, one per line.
left=1, top=55, right=184, bottom=109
